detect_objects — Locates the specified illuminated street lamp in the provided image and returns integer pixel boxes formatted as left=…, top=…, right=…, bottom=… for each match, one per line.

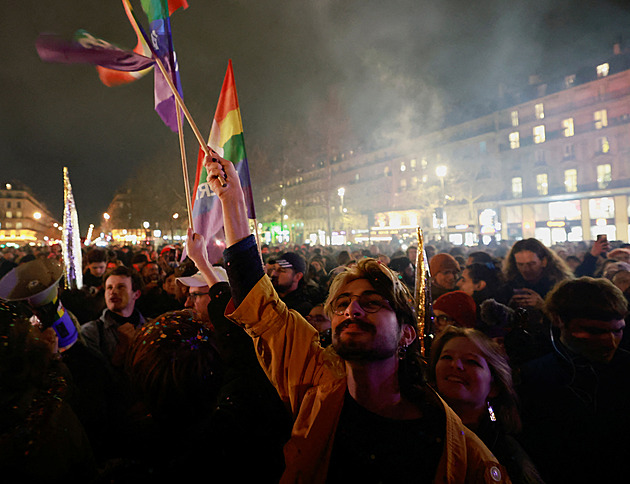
left=436, top=165, right=447, bottom=239
left=143, top=221, right=151, bottom=247
left=171, top=213, right=179, bottom=241
left=337, top=187, right=345, bottom=230
left=33, top=211, right=42, bottom=220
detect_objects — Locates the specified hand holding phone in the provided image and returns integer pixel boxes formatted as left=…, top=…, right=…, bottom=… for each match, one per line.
left=592, top=234, right=611, bottom=256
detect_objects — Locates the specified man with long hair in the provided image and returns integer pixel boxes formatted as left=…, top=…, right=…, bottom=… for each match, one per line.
left=502, top=238, right=573, bottom=309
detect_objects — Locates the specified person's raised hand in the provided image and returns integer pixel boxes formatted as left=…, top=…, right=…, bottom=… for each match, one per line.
left=203, top=148, right=242, bottom=201
left=186, top=228, right=208, bottom=267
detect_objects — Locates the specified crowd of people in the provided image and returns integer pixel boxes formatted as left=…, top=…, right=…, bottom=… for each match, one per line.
left=2, top=168, right=630, bottom=482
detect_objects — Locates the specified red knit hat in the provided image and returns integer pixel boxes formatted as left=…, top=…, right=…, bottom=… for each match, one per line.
left=429, top=253, right=460, bottom=276
left=433, top=291, right=477, bottom=328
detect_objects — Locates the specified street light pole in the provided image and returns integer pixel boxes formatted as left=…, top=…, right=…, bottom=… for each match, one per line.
left=337, top=187, right=345, bottom=231
left=436, top=165, right=447, bottom=240
left=103, top=212, right=110, bottom=242
left=280, top=198, right=287, bottom=244
left=171, top=212, right=179, bottom=242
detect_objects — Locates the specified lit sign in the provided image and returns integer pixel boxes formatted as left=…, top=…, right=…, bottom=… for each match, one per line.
left=546, top=221, right=566, bottom=228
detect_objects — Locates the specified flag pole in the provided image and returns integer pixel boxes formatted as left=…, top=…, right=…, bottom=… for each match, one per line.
left=252, top=217, right=263, bottom=259
left=151, top=56, right=226, bottom=186
left=120, top=0, right=226, bottom=186
left=175, top=102, right=194, bottom=228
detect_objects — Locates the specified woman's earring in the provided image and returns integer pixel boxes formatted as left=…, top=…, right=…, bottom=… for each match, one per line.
left=487, top=401, right=496, bottom=422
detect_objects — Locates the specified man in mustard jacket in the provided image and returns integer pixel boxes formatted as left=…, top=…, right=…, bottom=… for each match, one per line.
left=186, top=151, right=510, bottom=483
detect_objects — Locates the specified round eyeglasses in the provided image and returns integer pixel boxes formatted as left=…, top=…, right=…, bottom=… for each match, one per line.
left=331, top=293, right=391, bottom=316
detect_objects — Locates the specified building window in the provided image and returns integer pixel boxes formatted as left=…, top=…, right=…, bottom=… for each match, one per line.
left=15, top=222, right=22, bottom=229
left=594, top=109, right=608, bottom=129
left=535, top=103, right=545, bottom=120
left=597, top=63, right=610, bottom=78
left=562, top=118, right=574, bottom=137
left=533, top=125, right=546, bottom=144
left=536, top=173, right=549, bottom=195
left=597, top=136, right=610, bottom=153
left=509, top=132, right=520, bottom=149
left=512, top=177, right=523, bottom=198
left=563, top=144, right=575, bottom=160
left=535, top=151, right=546, bottom=165
left=409, top=159, right=417, bottom=171
left=6, top=202, right=11, bottom=209
left=597, top=164, right=612, bottom=189
left=564, top=169, right=578, bottom=193
left=16, top=202, right=21, bottom=209
left=399, top=179, right=407, bottom=192
left=5, top=211, right=11, bottom=219
left=511, top=110, right=519, bottom=127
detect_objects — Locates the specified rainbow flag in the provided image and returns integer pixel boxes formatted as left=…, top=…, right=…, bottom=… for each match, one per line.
left=140, top=0, right=186, bottom=131
left=36, top=30, right=155, bottom=72
left=96, top=0, right=153, bottom=86
left=190, top=60, right=256, bottom=263
left=98, top=0, right=187, bottom=89
left=116, top=0, right=187, bottom=131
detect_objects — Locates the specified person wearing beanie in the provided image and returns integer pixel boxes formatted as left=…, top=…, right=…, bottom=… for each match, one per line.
left=432, top=290, right=477, bottom=338
left=429, top=253, right=461, bottom=301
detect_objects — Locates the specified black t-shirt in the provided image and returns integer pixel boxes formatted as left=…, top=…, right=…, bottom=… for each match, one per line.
left=326, top=390, right=445, bottom=483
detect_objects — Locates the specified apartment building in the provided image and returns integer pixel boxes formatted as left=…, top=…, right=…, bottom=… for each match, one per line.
left=256, top=46, right=630, bottom=246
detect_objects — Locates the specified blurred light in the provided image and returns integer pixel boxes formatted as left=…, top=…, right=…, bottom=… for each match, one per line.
left=33, top=212, right=42, bottom=220
left=103, top=212, right=110, bottom=220
left=172, top=213, right=179, bottom=219
left=436, top=165, right=447, bottom=178
left=143, top=221, right=150, bottom=229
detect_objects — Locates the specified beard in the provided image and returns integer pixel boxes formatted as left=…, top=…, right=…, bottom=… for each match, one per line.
left=271, top=277, right=292, bottom=294
left=332, top=318, right=398, bottom=362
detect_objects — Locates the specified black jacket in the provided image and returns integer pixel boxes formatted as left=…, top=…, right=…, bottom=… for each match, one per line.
left=517, top=345, right=630, bottom=483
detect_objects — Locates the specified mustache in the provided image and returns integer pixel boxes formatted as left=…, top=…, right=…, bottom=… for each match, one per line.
left=335, top=318, right=376, bottom=336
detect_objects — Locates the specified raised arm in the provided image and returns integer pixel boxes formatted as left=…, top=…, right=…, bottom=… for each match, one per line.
left=185, top=228, right=223, bottom=287
left=203, top=150, right=250, bottom=248
left=202, top=149, right=264, bottom=306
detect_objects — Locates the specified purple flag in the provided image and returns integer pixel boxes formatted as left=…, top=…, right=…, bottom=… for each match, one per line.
left=36, top=31, right=155, bottom=72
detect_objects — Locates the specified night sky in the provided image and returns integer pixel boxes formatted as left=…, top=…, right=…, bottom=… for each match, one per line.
left=2, top=0, right=630, bottom=230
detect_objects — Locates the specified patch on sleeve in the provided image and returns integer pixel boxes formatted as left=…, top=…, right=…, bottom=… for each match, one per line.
left=489, top=465, right=502, bottom=482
